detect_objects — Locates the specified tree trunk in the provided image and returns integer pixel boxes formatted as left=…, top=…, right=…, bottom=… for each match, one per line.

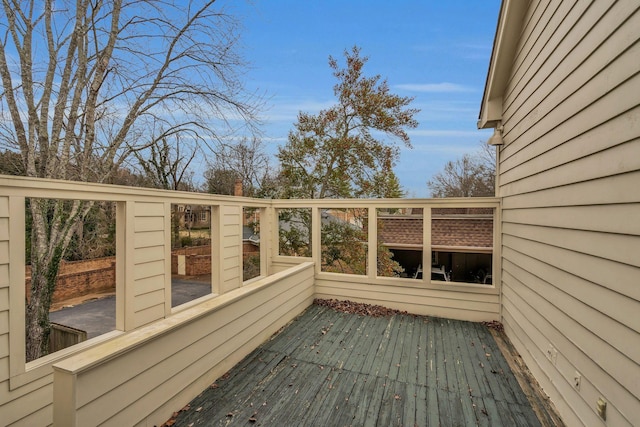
left=25, top=246, right=62, bottom=361
left=24, top=199, right=77, bottom=361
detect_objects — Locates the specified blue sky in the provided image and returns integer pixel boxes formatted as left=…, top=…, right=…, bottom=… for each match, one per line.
left=227, top=1, right=502, bottom=197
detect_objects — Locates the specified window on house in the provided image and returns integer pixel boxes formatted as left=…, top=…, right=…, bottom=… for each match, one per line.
left=320, top=207, right=367, bottom=275
left=242, top=207, right=261, bottom=282
left=376, top=207, right=423, bottom=279
left=277, top=208, right=312, bottom=257
left=26, top=197, right=117, bottom=363
left=171, top=204, right=213, bottom=308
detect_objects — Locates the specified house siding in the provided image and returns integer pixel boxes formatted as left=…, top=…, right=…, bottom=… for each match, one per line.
left=314, top=278, right=500, bottom=323
left=220, top=205, right=242, bottom=293
left=131, top=201, right=168, bottom=328
left=53, top=263, right=315, bottom=427
left=0, top=181, right=272, bottom=426
left=495, top=1, right=640, bottom=426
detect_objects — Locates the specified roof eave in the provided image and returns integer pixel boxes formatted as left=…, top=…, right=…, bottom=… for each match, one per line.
left=478, top=0, right=528, bottom=129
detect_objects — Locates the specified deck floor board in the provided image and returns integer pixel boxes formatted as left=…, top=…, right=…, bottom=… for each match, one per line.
left=170, top=305, right=546, bottom=426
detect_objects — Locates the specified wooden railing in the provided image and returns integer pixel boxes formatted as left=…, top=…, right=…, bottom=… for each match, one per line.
left=270, top=199, right=501, bottom=321
left=0, top=175, right=500, bottom=426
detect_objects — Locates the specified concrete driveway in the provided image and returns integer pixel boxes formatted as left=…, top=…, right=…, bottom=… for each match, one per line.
left=49, top=278, right=212, bottom=338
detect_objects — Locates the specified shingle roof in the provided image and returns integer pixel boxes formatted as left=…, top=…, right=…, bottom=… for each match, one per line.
left=432, top=217, right=493, bottom=248
left=377, top=215, right=493, bottom=249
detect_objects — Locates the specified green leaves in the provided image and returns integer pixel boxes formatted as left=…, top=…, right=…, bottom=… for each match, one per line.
left=278, top=46, right=419, bottom=199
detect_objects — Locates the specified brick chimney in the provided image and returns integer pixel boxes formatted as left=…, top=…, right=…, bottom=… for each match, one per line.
left=234, top=178, right=243, bottom=197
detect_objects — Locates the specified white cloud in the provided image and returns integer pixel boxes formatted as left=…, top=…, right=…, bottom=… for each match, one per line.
left=260, top=98, right=335, bottom=122
left=406, top=144, right=475, bottom=155
left=394, top=82, right=474, bottom=93
left=408, top=129, right=487, bottom=138
left=414, top=100, right=478, bottom=122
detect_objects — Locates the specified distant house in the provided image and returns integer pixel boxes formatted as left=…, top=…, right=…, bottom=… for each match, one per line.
left=377, top=208, right=493, bottom=282
left=175, top=204, right=211, bottom=229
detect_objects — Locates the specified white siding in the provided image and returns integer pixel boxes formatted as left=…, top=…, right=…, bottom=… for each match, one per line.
left=497, top=1, right=640, bottom=425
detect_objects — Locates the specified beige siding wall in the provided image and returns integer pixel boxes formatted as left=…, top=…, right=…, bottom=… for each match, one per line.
left=0, top=196, right=53, bottom=427
left=220, top=205, right=242, bottom=293
left=0, top=197, right=9, bottom=379
left=0, top=196, right=16, bottom=422
left=0, top=179, right=272, bottom=426
left=498, top=1, right=640, bottom=425
left=53, top=263, right=315, bottom=427
left=131, top=201, right=168, bottom=328
left=315, top=278, right=499, bottom=322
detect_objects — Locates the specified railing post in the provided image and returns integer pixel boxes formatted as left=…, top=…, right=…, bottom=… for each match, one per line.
left=210, top=205, right=221, bottom=295
left=422, top=206, right=432, bottom=284
left=163, top=202, right=172, bottom=316
left=264, top=206, right=277, bottom=276
left=493, top=202, right=502, bottom=320
left=312, top=207, right=321, bottom=275
left=367, top=207, right=377, bottom=280
left=116, top=200, right=134, bottom=331
left=7, top=196, right=26, bottom=378
left=259, top=207, right=269, bottom=277
left=219, top=204, right=243, bottom=293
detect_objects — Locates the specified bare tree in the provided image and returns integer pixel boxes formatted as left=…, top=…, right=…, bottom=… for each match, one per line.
left=0, top=0, right=260, bottom=360
left=134, top=133, right=199, bottom=191
left=0, top=149, right=23, bottom=175
left=205, top=136, right=275, bottom=197
left=427, top=142, right=496, bottom=197
left=204, top=168, right=238, bottom=195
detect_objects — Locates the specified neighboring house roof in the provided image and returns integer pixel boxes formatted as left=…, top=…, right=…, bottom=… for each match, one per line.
left=378, top=217, right=423, bottom=247
left=432, top=217, right=493, bottom=250
left=377, top=214, right=493, bottom=252
left=242, top=225, right=259, bottom=244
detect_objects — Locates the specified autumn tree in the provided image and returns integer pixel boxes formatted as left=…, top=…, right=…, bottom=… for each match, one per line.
left=0, top=0, right=260, bottom=361
left=277, top=47, right=416, bottom=276
left=319, top=212, right=403, bottom=277
left=427, top=142, right=496, bottom=197
left=277, top=46, right=418, bottom=199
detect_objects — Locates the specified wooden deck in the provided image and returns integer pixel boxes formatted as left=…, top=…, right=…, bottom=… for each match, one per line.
left=168, top=304, right=551, bottom=426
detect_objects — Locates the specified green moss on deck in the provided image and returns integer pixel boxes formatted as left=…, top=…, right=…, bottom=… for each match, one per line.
left=168, top=305, right=545, bottom=426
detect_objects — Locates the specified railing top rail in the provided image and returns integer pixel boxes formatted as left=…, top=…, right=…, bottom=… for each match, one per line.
left=0, top=175, right=269, bottom=206
left=0, top=175, right=500, bottom=207
left=270, top=197, right=500, bottom=208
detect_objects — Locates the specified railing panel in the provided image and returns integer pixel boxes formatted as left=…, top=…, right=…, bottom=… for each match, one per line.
left=0, top=175, right=500, bottom=426
left=53, top=262, right=315, bottom=427
left=0, top=196, right=10, bottom=385
left=271, top=198, right=500, bottom=291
